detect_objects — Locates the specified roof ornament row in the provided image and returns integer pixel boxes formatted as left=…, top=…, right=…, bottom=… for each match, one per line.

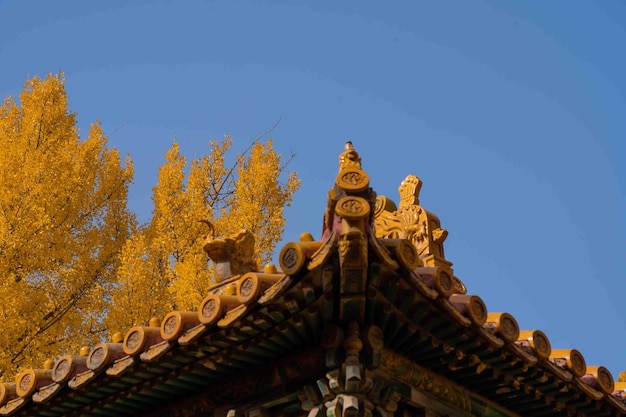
left=374, top=173, right=465, bottom=295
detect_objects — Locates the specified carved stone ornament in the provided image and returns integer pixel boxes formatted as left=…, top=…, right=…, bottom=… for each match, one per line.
left=201, top=297, right=219, bottom=321
left=398, top=175, right=421, bottom=208
left=239, top=276, right=256, bottom=298
left=18, top=373, right=31, bottom=394
left=203, top=224, right=259, bottom=283
left=449, top=294, right=487, bottom=326
left=335, top=196, right=370, bottom=220
left=338, top=141, right=362, bottom=170
left=517, top=330, right=551, bottom=360
left=52, top=357, right=72, bottom=382
left=374, top=175, right=449, bottom=264
left=125, top=330, right=142, bottom=351
left=597, top=367, right=615, bottom=394
left=485, top=312, right=519, bottom=343
left=336, top=168, right=370, bottom=193
left=279, top=245, right=302, bottom=275
left=123, top=326, right=163, bottom=356
left=563, top=349, right=587, bottom=377
left=87, top=346, right=106, bottom=370
left=162, top=315, right=179, bottom=338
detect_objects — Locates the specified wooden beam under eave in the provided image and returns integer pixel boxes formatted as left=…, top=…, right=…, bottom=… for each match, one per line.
left=376, top=348, right=523, bottom=417
left=136, top=347, right=326, bottom=417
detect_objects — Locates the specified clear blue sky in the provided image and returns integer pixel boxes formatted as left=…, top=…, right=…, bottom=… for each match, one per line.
left=1, top=1, right=625, bottom=377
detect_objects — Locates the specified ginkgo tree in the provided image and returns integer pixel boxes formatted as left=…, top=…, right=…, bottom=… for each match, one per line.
left=0, top=74, right=135, bottom=379
left=0, top=73, right=301, bottom=380
left=104, top=136, right=301, bottom=334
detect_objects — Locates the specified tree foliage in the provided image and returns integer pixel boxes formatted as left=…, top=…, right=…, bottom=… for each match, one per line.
left=104, top=137, right=301, bottom=334
left=0, top=74, right=135, bottom=379
left=0, top=73, right=300, bottom=379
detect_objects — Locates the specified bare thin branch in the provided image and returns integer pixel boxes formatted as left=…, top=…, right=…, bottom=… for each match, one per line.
left=107, top=119, right=132, bottom=137
left=210, top=117, right=282, bottom=207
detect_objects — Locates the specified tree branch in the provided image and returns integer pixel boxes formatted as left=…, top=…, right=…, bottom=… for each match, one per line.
left=210, top=117, right=282, bottom=209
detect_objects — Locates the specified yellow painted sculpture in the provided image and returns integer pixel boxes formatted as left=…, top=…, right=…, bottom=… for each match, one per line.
left=201, top=221, right=258, bottom=283
left=374, top=174, right=465, bottom=294
left=374, top=175, right=446, bottom=262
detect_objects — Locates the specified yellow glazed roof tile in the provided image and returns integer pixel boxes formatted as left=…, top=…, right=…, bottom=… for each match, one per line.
left=1, top=142, right=625, bottom=416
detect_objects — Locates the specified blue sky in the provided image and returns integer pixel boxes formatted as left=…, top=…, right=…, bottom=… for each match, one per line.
left=1, top=1, right=625, bottom=377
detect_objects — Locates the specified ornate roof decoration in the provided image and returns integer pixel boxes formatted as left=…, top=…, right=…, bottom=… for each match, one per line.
left=0, top=142, right=625, bottom=417
left=201, top=222, right=258, bottom=283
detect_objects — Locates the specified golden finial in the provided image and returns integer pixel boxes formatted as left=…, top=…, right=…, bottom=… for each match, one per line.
left=339, top=141, right=362, bottom=171
left=149, top=316, right=161, bottom=327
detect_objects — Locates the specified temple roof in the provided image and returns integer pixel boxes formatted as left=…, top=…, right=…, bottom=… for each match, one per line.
left=1, top=142, right=625, bottom=417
